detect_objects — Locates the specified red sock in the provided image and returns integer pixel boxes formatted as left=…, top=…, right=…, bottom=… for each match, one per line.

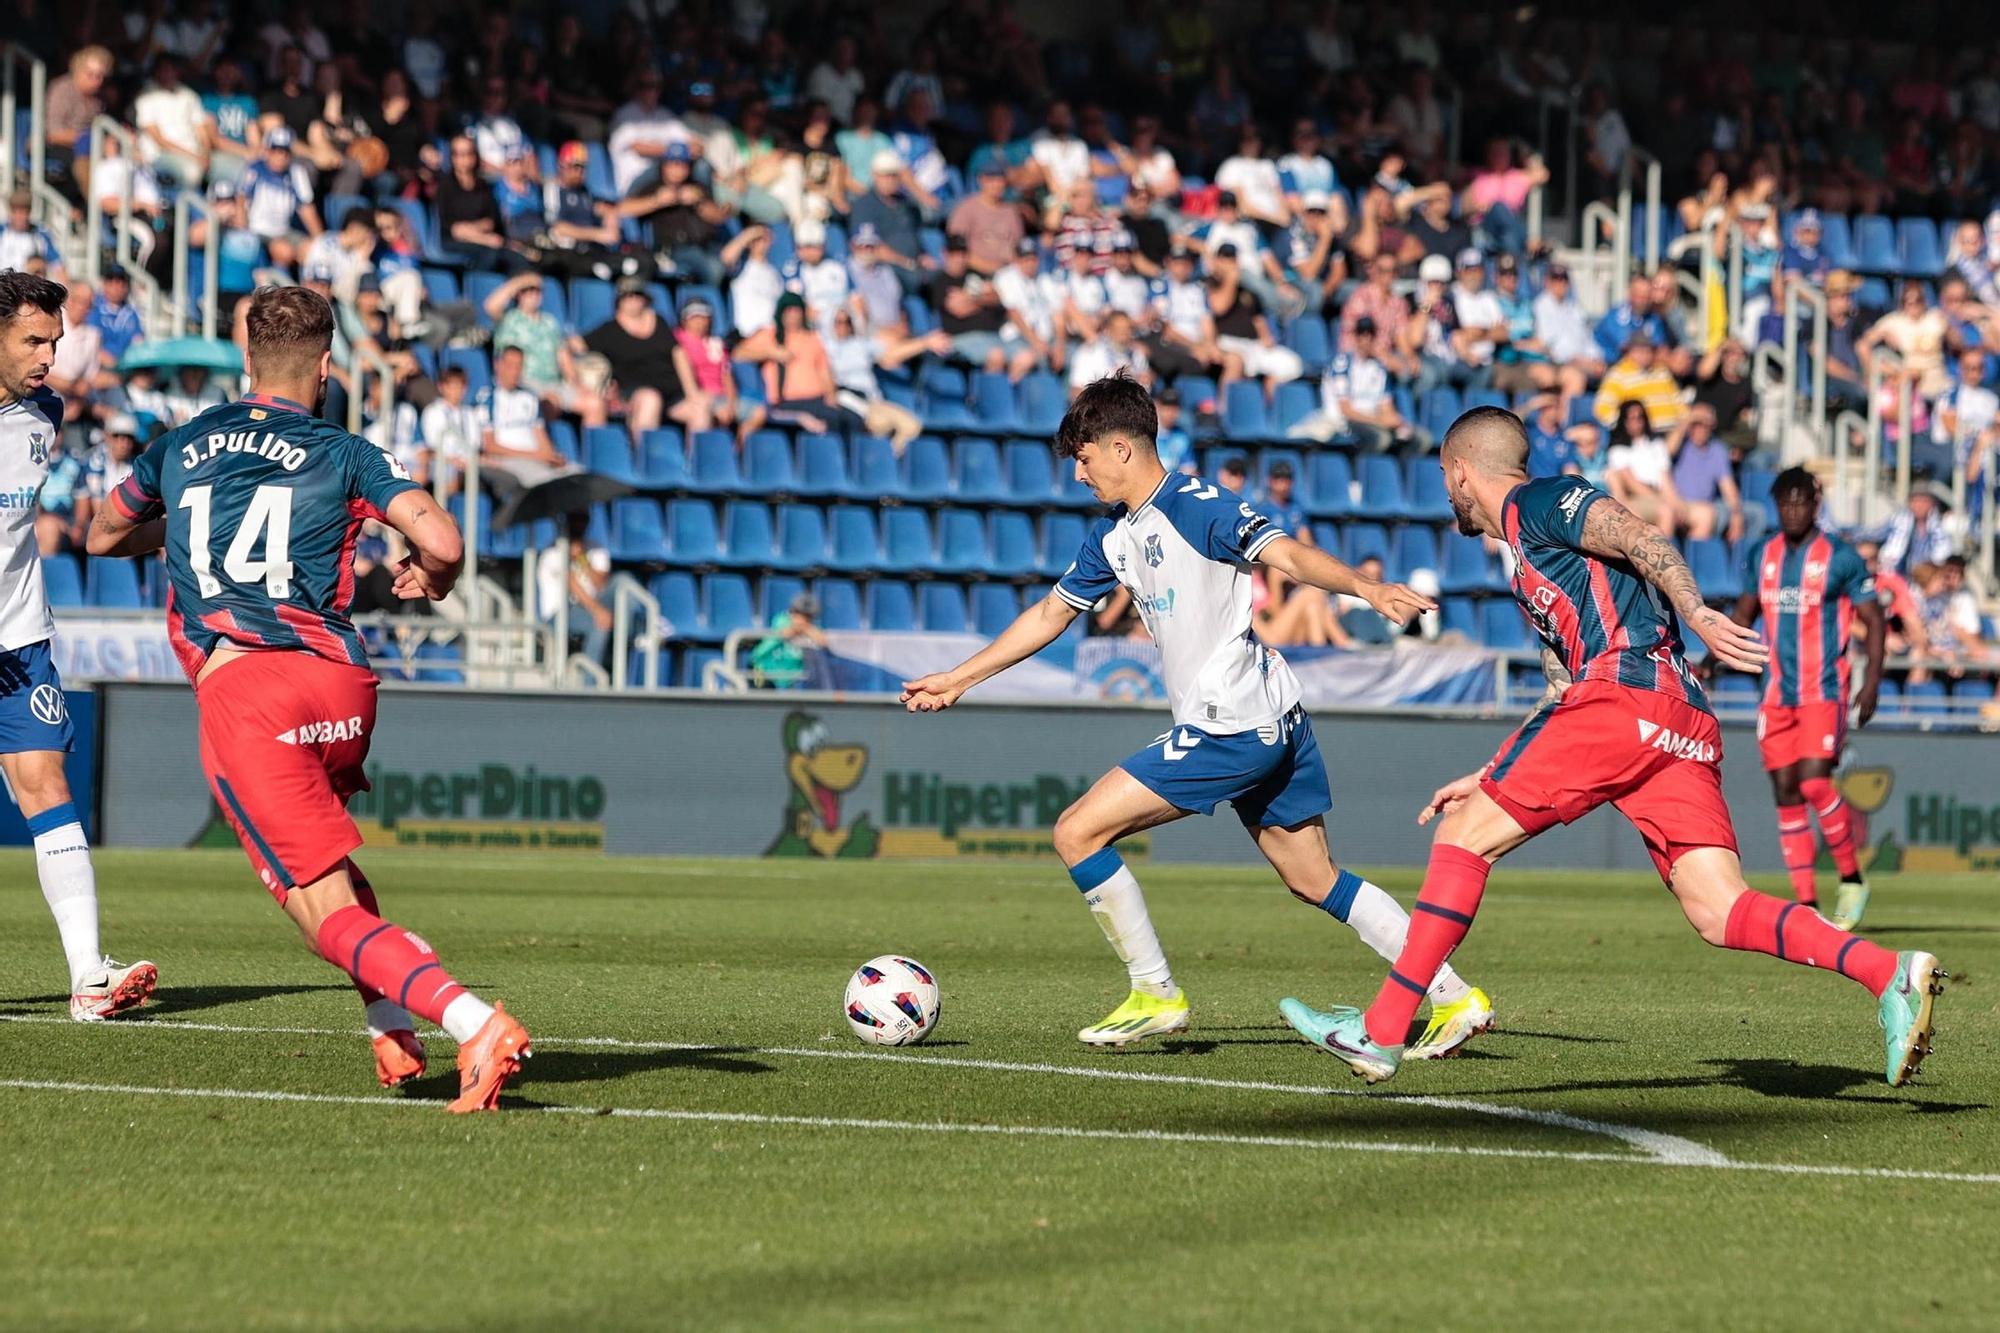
left=1800, top=778, right=1862, bottom=878
left=343, top=862, right=389, bottom=1010
left=315, top=904, right=468, bottom=1025
left=1364, top=844, right=1490, bottom=1046
left=1722, top=891, right=1898, bottom=995
left=1775, top=804, right=1819, bottom=904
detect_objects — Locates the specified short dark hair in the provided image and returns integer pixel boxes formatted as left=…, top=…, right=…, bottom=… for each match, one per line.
left=1771, top=465, right=1820, bottom=501
left=245, top=284, right=335, bottom=380
left=1054, top=371, right=1156, bottom=458
left=0, top=271, right=66, bottom=326
left=340, top=207, right=374, bottom=233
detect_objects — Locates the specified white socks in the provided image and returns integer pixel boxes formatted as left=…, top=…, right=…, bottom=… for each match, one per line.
left=440, top=993, right=497, bottom=1044
left=1067, top=848, right=1176, bottom=998
left=1321, top=869, right=1471, bottom=1005
left=31, top=805, right=100, bottom=988
left=365, top=997, right=416, bottom=1039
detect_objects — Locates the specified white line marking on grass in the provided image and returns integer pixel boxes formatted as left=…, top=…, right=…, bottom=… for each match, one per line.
left=2, top=1077, right=1996, bottom=1186
left=0, top=1014, right=1732, bottom=1166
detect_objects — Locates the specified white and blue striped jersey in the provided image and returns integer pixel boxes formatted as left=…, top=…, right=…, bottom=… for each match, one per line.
left=1056, top=471, right=1301, bottom=733
left=0, top=387, right=63, bottom=650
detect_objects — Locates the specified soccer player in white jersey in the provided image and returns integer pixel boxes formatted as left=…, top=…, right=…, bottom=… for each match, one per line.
left=903, top=374, right=1495, bottom=1051
left=0, top=272, right=156, bottom=1020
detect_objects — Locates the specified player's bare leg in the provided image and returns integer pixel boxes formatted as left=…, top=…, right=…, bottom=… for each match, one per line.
left=345, top=859, right=424, bottom=1088
left=1051, top=768, right=1192, bottom=1046
left=0, top=749, right=155, bottom=1021
left=1255, top=817, right=1493, bottom=1057
left=282, top=865, right=531, bottom=1111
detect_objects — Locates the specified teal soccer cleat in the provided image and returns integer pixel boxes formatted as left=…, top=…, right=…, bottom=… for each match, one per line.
left=1879, top=950, right=1945, bottom=1087
left=1278, top=998, right=1402, bottom=1084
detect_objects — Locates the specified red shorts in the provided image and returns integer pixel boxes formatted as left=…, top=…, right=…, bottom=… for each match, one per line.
left=195, top=651, right=379, bottom=901
left=1756, top=701, right=1846, bottom=771
left=1480, top=678, right=1739, bottom=882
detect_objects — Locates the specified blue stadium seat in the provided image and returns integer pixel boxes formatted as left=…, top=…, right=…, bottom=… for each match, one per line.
left=1356, top=455, right=1412, bottom=520
left=1438, top=598, right=1477, bottom=640
left=1738, top=466, right=1777, bottom=528
left=1258, top=448, right=1305, bottom=492
left=919, top=364, right=978, bottom=432
left=1854, top=214, right=1900, bottom=274
left=902, top=435, right=954, bottom=501
left=465, top=270, right=506, bottom=326
left=745, top=430, right=799, bottom=493
left=953, top=438, right=1011, bottom=503
left=972, top=583, right=1020, bottom=635
left=1418, top=385, right=1462, bottom=443
left=758, top=576, right=806, bottom=625
left=867, top=580, right=917, bottom=630
left=971, top=371, right=1024, bottom=434
left=1406, top=457, right=1454, bottom=521
left=1039, top=512, right=1088, bottom=577
left=548, top=418, right=581, bottom=464
left=772, top=503, right=829, bottom=570
left=903, top=294, right=936, bottom=335
left=86, top=557, right=143, bottom=608
left=1898, top=217, right=1943, bottom=278
left=1053, top=462, right=1097, bottom=508
left=851, top=434, right=905, bottom=500
left=1480, top=600, right=1531, bottom=650
left=539, top=277, right=572, bottom=332
left=826, top=505, right=882, bottom=572
left=1305, top=453, right=1354, bottom=518
left=989, top=511, right=1037, bottom=576
left=441, top=346, right=490, bottom=394
left=1343, top=522, right=1391, bottom=566
left=814, top=577, right=864, bottom=630
left=610, top=498, right=668, bottom=561
left=1904, top=679, right=1948, bottom=715
left=1018, top=372, right=1068, bottom=434
left=570, top=278, right=614, bottom=334
left=1463, top=387, right=1507, bottom=413
left=41, top=555, right=83, bottom=608
left=411, top=641, right=465, bottom=685
left=796, top=433, right=855, bottom=498
left=419, top=267, right=461, bottom=304
left=1440, top=533, right=1506, bottom=594
left=689, top=431, right=744, bottom=495
left=1819, top=214, right=1857, bottom=270
left=1684, top=538, right=1739, bottom=602
left=702, top=574, right=758, bottom=637
left=935, top=508, right=989, bottom=573
left=585, top=427, right=640, bottom=484
left=1285, top=314, right=1332, bottom=374
left=649, top=572, right=704, bottom=639
left=1004, top=438, right=1057, bottom=504
left=675, top=647, right=722, bottom=687
left=732, top=359, right=768, bottom=404
left=639, top=430, right=692, bottom=488
left=1176, top=374, right=1218, bottom=413
left=719, top=502, right=777, bottom=567
left=881, top=509, right=936, bottom=570
left=1272, top=379, right=1318, bottom=436
left=1221, top=380, right=1271, bottom=442
left=666, top=499, right=722, bottom=564
left=1393, top=525, right=1440, bottom=582
left=920, top=583, right=970, bottom=632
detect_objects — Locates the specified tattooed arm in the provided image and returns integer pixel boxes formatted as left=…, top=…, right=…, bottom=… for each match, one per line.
left=1576, top=493, right=1769, bottom=672
left=385, top=490, right=465, bottom=601
left=1535, top=643, right=1574, bottom=710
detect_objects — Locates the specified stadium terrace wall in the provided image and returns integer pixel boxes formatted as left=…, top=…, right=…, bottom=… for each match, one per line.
left=95, top=684, right=2000, bottom=876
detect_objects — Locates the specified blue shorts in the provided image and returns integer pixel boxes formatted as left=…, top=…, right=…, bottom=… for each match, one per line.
left=0, top=640, right=74, bottom=755
left=1120, top=705, right=1331, bottom=830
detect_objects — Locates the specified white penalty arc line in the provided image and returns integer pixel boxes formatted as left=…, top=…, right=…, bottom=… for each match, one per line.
left=2, top=1076, right=1997, bottom=1187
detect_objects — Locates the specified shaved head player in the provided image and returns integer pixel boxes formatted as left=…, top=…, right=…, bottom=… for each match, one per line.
left=89, top=285, right=531, bottom=1111
left=1280, top=407, right=1944, bottom=1089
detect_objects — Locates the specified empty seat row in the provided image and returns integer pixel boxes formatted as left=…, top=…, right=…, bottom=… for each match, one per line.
left=646, top=571, right=1063, bottom=642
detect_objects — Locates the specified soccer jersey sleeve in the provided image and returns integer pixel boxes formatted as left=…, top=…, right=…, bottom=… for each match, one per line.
left=109, top=436, right=169, bottom=522
left=1166, top=480, right=1285, bottom=563
left=1516, top=477, right=1605, bottom=550
left=1053, top=518, right=1119, bottom=611
left=1830, top=542, right=1876, bottom=604
left=338, top=432, right=422, bottom=518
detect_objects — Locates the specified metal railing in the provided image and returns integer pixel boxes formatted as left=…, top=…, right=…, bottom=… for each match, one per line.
left=83, top=116, right=167, bottom=333
left=1777, top=279, right=1829, bottom=461
left=608, top=571, right=663, bottom=691
left=353, top=614, right=569, bottom=689
left=169, top=191, right=221, bottom=339
left=1, top=44, right=47, bottom=210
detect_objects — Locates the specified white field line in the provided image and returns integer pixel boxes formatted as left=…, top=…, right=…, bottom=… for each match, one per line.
left=2, top=1075, right=1997, bottom=1187
left=0, top=1012, right=1721, bottom=1165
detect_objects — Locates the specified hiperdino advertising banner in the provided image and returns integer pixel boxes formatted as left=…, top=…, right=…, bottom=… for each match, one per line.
left=97, top=683, right=1999, bottom=871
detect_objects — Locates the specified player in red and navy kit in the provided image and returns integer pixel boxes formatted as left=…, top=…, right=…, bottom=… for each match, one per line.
left=1280, top=408, right=1944, bottom=1089
left=88, top=286, right=531, bottom=1112
left=1731, top=468, right=1884, bottom=928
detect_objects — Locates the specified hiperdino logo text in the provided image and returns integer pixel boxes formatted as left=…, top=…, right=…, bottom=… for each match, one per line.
left=348, top=763, right=607, bottom=850
left=883, top=772, right=1092, bottom=838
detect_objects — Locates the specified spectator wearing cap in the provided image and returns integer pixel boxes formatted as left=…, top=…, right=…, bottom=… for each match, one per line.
left=622, top=142, right=728, bottom=287
left=1530, top=263, right=1601, bottom=401
left=1665, top=403, right=1743, bottom=541
left=724, top=224, right=784, bottom=338
left=994, top=238, right=1068, bottom=377
left=1149, top=242, right=1226, bottom=381
left=87, top=267, right=144, bottom=370
left=674, top=298, right=766, bottom=445
left=848, top=151, right=931, bottom=294
left=1067, top=310, right=1152, bottom=395
left=1406, top=252, right=1483, bottom=395
left=780, top=220, right=856, bottom=333
left=587, top=279, right=697, bottom=445
left=237, top=124, right=321, bottom=271
left=132, top=53, right=210, bottom=188
left=196, top=182, right=269, bottom=304
left=1881, top=486, right=1958, bottom=578
left=743, top=292, right=855, bottom=436
left=542, top=141, right=628, bottom=279
left=493, top=147, right=547, bottom=246
left=608, top=70, right=693, bottom=198
left=0, top=193, right=64, bottom=282
left=847, top=224, right=911, bottom=337
left=1448, top=248, right=1509, bottom=379
left=1028, top=100, right=1091, bottom=199
left=1283, top=190, right=1348, bottom=313
left=1057, top=238, right=1112, bottom=342
left=947, top=164, right=1027, bottom=275
left=437, top=134, right=527, bottom=273
left=1215, top=127, right=1291, bottom=233
left=1781, top=209, right=1831, bottom=288
left=1592, top=332, right=1686, bottom=431
left=824, top=307, right=941, bottom=449
left=1291, top=316, right=1425, bottom=451
left=928, top=237, right=1033, bottom=378
left=805, top=36, right=866, bottom=125
left=1256, top=460, right=1311, bottom=538
left=1210, top=243, right=1304, bottom=396
left=749, top=590, right=834, bottom=691
left=485, top=272, right=609, bottom=430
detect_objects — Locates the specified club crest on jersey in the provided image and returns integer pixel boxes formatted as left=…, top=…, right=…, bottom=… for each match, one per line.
left=27, top=430, right=47, bottom=465
left=1144, top=533, right=1164, bottom=567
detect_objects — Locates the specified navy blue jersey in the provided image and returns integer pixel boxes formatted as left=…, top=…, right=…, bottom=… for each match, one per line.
left=1502, top=476, right=1708, bottom=712
left=111, top=393, right=421, bottom=681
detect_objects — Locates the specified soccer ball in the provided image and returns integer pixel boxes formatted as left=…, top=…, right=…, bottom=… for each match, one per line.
left=844, top=955, right=941, bottom=1046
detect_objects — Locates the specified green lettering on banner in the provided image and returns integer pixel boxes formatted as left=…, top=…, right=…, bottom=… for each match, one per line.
left=941, top=785, right=975, bottom=838
left=1035, top=777, right=1071, bottom=826
left=977, top=784, right=1007, bottom=826
left=1909, top=794, right=1942, bottom=845
left=480, top=764, right=515, bottom=819
left=576, top=778, right=606, bottom=821
left=380, top=772, right=415, bottom=829
left=418, top=773, right=447, bottom=818
left=883, top=773, right=925, bottom=826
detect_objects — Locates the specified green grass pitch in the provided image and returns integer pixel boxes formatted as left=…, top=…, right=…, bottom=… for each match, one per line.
left=2, top=849, right=1996, bottom=1330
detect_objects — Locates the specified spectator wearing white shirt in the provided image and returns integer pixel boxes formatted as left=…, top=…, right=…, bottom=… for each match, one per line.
left=1068, top=311, right=1152, bottom=393
left=475, top=346, right=572, bottom=497
left=1531, top=264, right=1604, bottom=402
left=0, top=192, right=65, bottom=281
left=1058, top=242, right=1111, bottom=342
left=132, top=54, right=210, bottom=187
left=781, top=220, right=856, bottom=333
left=1880, top=487, right=1958, bottom=577
left=1287, top=317, right=1425, bottom=450
left=824, top=306, right=942, bottom=448
left=1028, top=101, right=1091, bottom=199
left=805, top=36, right=866, bottom=124
left=1277, top=120, right=1343, bottom=219
left=470, top=78, right=531, bottom=179
left=1215, top=128, right=1289, bottom=229
left=1102, top=235, right=1160, bottom=323
left=607, top=71, right=692, bottom=197
left=724, top=224, right=784, bottom=338
left=1448, top=249, right=1507, bottom=371
left=235, top=127, right=319, bottom=271
left=1113, top=115, right=1181, bottom=198
left=1147, top=242, right=1224, bottom=379
left=1604, top=399, right=1682, bottom=535
left=300, top=207, right=376, bottom=306
left=1201, top=192, right=1303, bottom=320
left=993, top=238, right=1067, bottom=375
left=46, top=281, right=103, bottom=425
left=418, top=366, right=481, bottom=489
left=1935, top=346, right=2000, bottom=473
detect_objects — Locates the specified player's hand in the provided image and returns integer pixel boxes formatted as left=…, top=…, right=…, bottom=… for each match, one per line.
left=1854, top=682, right=1880, bottom=727
left=1688, top=606, right=1768, bottom=673
left=1364, top=579, right=1437, bottom=626
left=392, top=557, right=455, bottom=601
left=899, top=673, right=963, bottom=712
left=1418, top=772, right=1482, bottom=826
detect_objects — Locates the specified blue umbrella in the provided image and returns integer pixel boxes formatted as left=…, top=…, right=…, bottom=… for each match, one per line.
left=118, top=336, right=244, bottom=376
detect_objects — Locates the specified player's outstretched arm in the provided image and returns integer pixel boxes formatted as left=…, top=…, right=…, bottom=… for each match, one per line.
left=85, top=501, right=164, bottom=558
left=1258, top=534, right=1436, bottom=625
left=1577, top=495, right=1769, bottom=673
left=901, top=591, right=1078, bottom=712
left=384, top=489, right=465, bottom=602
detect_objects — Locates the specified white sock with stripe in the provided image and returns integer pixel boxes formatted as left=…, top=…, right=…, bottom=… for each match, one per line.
left=1319, top=868, right=1472, bottom=1005
left=29, top=803, right=101, bottom=989
left=1066, top=848, right=1176, bottom=998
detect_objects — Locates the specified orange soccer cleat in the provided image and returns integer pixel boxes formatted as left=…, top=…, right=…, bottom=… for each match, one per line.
left=446, top=1005, right=532, bottom=1113
left=373, top=1030, right=426, bottom=1088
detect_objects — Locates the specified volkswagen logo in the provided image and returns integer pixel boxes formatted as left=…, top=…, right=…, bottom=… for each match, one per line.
left=29, top=685, right=66, bottom=727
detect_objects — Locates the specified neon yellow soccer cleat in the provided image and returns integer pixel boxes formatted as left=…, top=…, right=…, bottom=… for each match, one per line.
left=1079, top=988, right=1191, bottom=1047
left=1406, top=986, right=1496, bottom=1061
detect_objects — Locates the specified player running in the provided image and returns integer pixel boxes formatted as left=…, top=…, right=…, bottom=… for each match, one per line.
left=0, top=271, right=156, bottom=1020
left=902, top=374, right=1495, bottom=1055
left=1279, top=407, right=1942, bottom=1088
left=87, top=285, right=529, bottom=1111
left=1730, top=468, right=1883, bottom=929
